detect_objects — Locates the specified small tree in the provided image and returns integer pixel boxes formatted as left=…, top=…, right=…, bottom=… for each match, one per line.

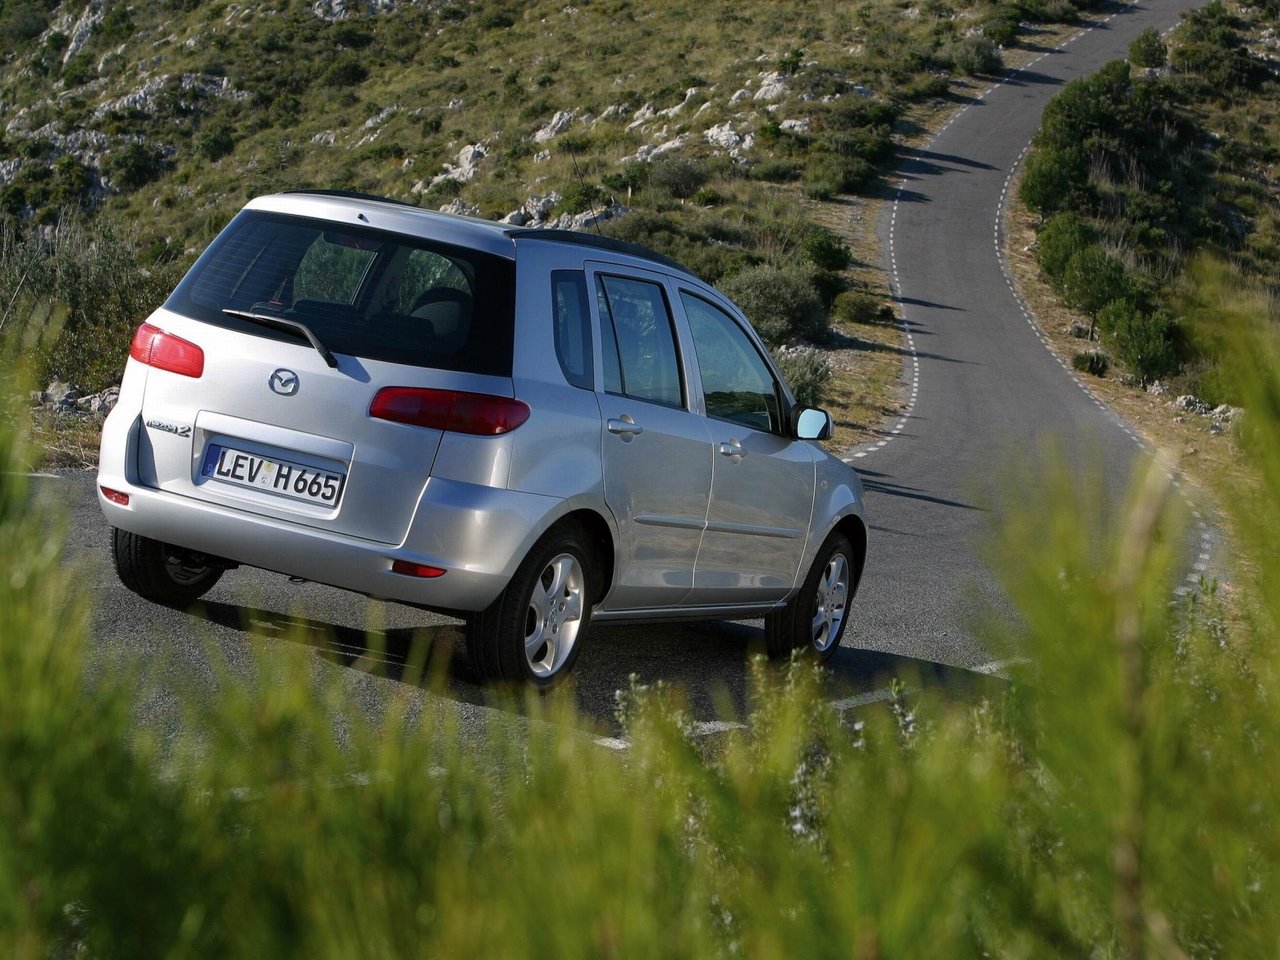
left=1062, top=246, right=1130, bottom=338
left=1128, top=27, right=1167, bottom=68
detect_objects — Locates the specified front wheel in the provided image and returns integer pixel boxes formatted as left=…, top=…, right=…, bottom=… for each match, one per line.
left=764, top=531, right=855, bottom=662
left=466, top=525, right=593, bottom=688
left=111, top=528, right=224, bottom=608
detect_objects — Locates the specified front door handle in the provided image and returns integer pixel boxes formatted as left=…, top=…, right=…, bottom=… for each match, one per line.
left=718, top=439, right=746, bottom=461
left=607, top=415, right=644, bottom=441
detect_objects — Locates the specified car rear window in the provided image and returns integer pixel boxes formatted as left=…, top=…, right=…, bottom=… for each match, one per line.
left=165, top=210, right=516, bottom=376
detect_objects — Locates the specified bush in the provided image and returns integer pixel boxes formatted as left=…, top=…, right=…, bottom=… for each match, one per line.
left=1019, top=145, right=1086, bottom=217
left=833, top=290, right=891, bottom=325
left=0, top=219, right=182, bottom=390
left=104, top=141, right=165, bottom=192
left=938, top=36, right=1003, bottom=76
left=1100, top=299, right=1178, bottom=383
left=801, top=228, right=852, bottom=272
left=718, top=264, right=826, bottom=344
left=194, top=122, right=235, bottom=162
left=1035, top=212, right=1093, bottom=285
left=750, top=160, right=802, bottom=183
left=772, top=345, right=833, bottom=407
left=1071, top=350, right=1110, bottom=377
left=648, top=157, right=710, bottom=200
left=803, top=156, right=874, bottom=197
left=321, top=55, right=368, bottom=87
left=1128, top=27, right=1167, bottom=68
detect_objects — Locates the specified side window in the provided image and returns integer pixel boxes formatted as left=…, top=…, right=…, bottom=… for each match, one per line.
left=595, top=274, right=683, bottom=408
left=551, top=270, right=593, bottom=390
left=681, top=292, right=782, bottom=433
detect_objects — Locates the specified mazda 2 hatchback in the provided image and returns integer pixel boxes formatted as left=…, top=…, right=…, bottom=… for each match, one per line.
left=98, top=190, right=868, bottom=687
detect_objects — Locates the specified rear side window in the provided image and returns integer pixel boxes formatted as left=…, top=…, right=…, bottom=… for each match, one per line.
left=167, top=210, right=516, bottom=376
left=551, top=270, right=593, bottom=390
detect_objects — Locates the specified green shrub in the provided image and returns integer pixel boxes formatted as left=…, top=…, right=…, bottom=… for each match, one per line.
left=1128, top=27, right=1167, bottom=68
left=1019, top=145, right=1086, bottom=217
left=105, top=141, right=165, bottom=192
left=772, top=345, right=833, bottom=407
left=1035, top=212, right=1093, bottom=285
left=750, top=160, right=801, bottom=183
left=804, top=156, right=874, bottom=196
left=1099, top=299, right=1178, bottom=383
left=0, top=219, right=181, bottom=390
left=801, top=228, right=852, bottom=272
left=194, top=122, right=235, bottom=162
left=1071, top=349, right=1110, bottom=376
left=718, top=264, right=826, bottom=344
left=648, top=157, right=710, bottom=200
left=938, top=36, right=1002, bottom=75
left=981, top=7, right=1020, bottom=46
left=321, top=55, right=368, bottom=87
left=833, top=290, right=890, bottom=325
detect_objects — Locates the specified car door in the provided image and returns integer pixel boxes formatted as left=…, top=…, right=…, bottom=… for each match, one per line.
left=677, top=289, right=816, bottom=604
left=589, top=265, right=713, bottom=611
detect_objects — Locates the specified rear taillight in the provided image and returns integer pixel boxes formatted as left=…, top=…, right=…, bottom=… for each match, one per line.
left=369, top=387, right=530, bottom=436
left=99, top=486, right=130, bottom=506
left=129, top=322, right=204, bottom=378
left=391, top=559, right=447, bottom=579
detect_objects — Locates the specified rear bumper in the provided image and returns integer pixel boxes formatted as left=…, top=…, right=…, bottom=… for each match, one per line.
left=97, top=444, right=563, bottom=614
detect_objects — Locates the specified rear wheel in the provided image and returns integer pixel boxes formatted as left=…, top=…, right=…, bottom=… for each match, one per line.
left=111, top=528, right=224, bottom=608
left=764, top=531, right=854, bottom=662
left=466, top=525, right=592, bottom=688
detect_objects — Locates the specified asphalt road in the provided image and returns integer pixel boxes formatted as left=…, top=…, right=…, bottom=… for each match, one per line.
left=40, top=0, right=1211, bottom=744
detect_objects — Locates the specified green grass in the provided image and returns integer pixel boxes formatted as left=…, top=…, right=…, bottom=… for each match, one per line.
left=4, top=276, right=1280, bottom=955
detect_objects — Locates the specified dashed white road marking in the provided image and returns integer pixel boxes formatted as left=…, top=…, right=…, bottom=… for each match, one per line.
left=848, top=4, right=1141, bottom=467
left=988, top=6, right=1215, bottom=598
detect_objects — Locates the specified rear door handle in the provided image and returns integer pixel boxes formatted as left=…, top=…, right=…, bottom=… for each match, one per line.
left=607, top=415, right=644, bottom=440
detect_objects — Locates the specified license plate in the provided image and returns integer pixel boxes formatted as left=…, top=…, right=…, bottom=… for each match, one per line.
left=202, top=444, right=345, bottom=506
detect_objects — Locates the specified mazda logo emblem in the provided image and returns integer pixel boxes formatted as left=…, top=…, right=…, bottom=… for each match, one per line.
left=269, top=369, right=299, bottom=396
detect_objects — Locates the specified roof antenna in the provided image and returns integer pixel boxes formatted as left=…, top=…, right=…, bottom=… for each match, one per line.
left=567, top=144, right=604, bottom=235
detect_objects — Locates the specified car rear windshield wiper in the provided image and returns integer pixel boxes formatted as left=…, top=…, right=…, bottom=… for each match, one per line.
left=221, top=308, right=339, bottom=369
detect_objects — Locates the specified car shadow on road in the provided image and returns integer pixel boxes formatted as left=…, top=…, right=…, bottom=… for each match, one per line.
left=858, top=469, right=984, bottom=512
left=184, top=598, right=1007, bottom=738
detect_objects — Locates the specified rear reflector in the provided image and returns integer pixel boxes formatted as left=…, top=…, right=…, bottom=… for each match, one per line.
left=130, top=322, right=205, bottom=378
left=370, top=387, right=530, bottom=436
left=99, top=486, right=130, bottom=506
left=391, top=559, right=446, bottom=579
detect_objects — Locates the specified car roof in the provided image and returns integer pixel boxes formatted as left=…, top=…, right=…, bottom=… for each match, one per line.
left=249, top=190, right=690, bottom=275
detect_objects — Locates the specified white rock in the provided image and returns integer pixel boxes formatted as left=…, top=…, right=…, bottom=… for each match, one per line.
left=625, top=102, right=656, bottom=131
left=311, top=129, right=336, bottom=145
left=429, top=142, right=487, bottom=188
left=363, top=106, right=398, bottom=129
left=780, top=118, right=810, bottom=133
left=754, top=72, right=788, bottom=101
left=729, top=87, right=752, bottom=104
left=438, top=198, right=480, bottom=217
left=532, top=149, right=551, bottom=163
left=621, top=133, right=688, bottom=164
left=533, top=109, right=576, bottom=143
left=63, top=2, right=104, bottom=65
left=704, top=122, right=741, bottom=150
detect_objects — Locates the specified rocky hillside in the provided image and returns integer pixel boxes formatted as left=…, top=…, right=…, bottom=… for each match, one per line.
left=0, top=0, right=1095, bottom=256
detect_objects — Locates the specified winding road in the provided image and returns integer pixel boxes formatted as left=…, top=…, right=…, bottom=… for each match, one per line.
left=43, top=0, right=1211, bottom=743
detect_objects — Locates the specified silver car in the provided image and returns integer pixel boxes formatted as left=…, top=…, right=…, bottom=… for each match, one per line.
left=97, top=190, right=868, bottom=686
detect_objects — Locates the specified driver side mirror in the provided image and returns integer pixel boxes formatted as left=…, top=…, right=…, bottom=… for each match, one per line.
left=791, top=406, right=833, bottom=441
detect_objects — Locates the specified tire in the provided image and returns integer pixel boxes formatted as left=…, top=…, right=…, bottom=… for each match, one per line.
left=111, top=528, right=224, bottom=608
left=466, top=524, right=593, bottom=688
left=764, top=531, right=855, bottom=662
